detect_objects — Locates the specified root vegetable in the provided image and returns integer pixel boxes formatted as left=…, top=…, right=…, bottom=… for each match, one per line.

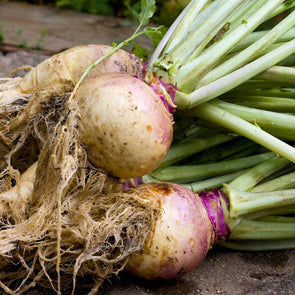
left=0, top=44, right=144, bottom=108
left=2, top=0, right=295, bottom=293
left=1, top=166, right=294, bottom=288
left=19, top=44, right=144, bottom=94
left=126, top=181, right=295, bottom=280
left=0, top=45, right=173, bottom=179
left=0, top=105, right=155, bottom=294
left=125, top=182, right=227, bottom=280
left=77, top=72, right=173, bottom=178
left=0, top=44, right=144, bottom=149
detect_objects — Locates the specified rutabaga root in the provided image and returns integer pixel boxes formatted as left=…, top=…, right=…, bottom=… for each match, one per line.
left=0, top=103, right=154, bottom=294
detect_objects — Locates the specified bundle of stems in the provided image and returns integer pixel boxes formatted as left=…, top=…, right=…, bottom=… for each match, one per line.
left=140, top=0, right=295, bottom=251
left=221, top=154, right=295, bottom=251
left=149, top=0, right=295, bottom=163
left=142, top=126, right=295, bottom=250
left=144, top=0, right=295, bottom=244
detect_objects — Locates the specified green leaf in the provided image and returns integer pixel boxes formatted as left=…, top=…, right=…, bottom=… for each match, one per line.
left=132, top=41, right=150, bottom=61
left=144, top=25, right=167, bottom=48
left=40, top=29, right=48, bottom=37
left=138, top=0, right=156, bottom=26
left=17, top=28, right=23, bottom=36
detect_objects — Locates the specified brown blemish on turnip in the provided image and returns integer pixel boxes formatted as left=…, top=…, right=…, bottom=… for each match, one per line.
left=146, top=125, right=152, bottom=132
left=151, top=182, right=173, bottom=196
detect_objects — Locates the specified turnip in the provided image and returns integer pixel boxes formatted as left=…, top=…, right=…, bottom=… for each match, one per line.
left=0, top=44, right=173, bottom=178
left=0, top=44, right=141, bottom=143
left=125, top=182, right=224, bottom=280
left=0, top=5, right=175, bottom=290
left=3, top=44, right=144, bottom=95
left=0, top=44, right=144, bottom=126
left=77, top=72, right=173, bottom=178
left=0, top=43, right=144, bottom=135
left=0, top=140, right=294, bottom=292
left=126, top=180, right=295, bottom=280
left=136, top=135, right=295, bottom=280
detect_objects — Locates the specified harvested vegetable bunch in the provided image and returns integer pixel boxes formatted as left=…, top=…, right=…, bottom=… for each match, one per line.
left=0, top=0, right=295, bottom=294
left=137, top=4, right=295, bottom=277
left=126, top=179, right=295, bottom=280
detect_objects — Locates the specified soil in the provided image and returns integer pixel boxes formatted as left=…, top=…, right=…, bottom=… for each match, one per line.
left=0, top=2, right=294, bottom=295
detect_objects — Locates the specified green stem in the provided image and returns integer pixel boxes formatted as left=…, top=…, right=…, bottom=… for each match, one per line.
left=228, top=155, right=290, bottom=192
left=187, top=103, right=295, bottom=163
left=229, top=216, right=295, bottom=240
left=226, top=42, right=287, bottom=63
left=220, top=238, right=295, bottom=251
left=161, top=0, right=210, bottom=54
left=195, top=137, right=259, bottom=164
left=227, top=0, right=269, bottom=30
left=172, top=123, right=217, bottom=142
left=222, top=95, right=295, bottom=112
left=186, top=0, right=267, bottom=62
left=175, top=38, right=295, bottom=108
left=155, top=0, right=245, bottom=76
left=231, top=28, right=295, bottom=53
left=157, top=133, right=233, bottom=169
left=252, top=170, right=295, bottom=192
left=151, top=152, right=274, bottom=183
left=221, top=146, right=264, bottom=161
left=278, top=53, right=295, bottom=66
left=258, top=215, right=295, bottom=223
left=230, top=79, right=295, bottom=90
left=268, top=0, right=295, bottom=19
left=213, top=99, right=295, bottom=140
left=176, top=0, right=285, bottom=92
left=148, top=0, right=204, bottom=69
left=142, top=173, right=158, bottom=184
left=195, top=11, right=295, bottom=88
left=183, top=170, right=247, bottom=193
left=227, top=85, right=295, bottom=98
left=224, top=184, right=295, bottom=218
left=254, top=65, right=295, bottom=84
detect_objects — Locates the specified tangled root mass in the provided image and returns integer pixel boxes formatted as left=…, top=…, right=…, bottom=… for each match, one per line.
left=0, top=75, right=154, bottom=294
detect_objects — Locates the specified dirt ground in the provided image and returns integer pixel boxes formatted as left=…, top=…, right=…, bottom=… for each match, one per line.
left=0, top=2, right=294, bottom=295
left=28, top=246, right=294, bottom=295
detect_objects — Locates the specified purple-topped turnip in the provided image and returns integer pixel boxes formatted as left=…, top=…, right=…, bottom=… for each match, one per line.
left=126, top=180, right=295, bottom=280
left=125, top=182, right=229, bottom=280
left=77, top=72, right=173, bottom=178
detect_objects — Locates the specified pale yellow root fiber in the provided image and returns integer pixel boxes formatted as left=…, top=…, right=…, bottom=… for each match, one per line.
left=0, top=78, right=68, bottom=160
left=0, top=81, right=154, bottom=294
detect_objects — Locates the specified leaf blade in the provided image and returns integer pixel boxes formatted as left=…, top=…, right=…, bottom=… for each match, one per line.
left=138, top=0, right=156, bottom=26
